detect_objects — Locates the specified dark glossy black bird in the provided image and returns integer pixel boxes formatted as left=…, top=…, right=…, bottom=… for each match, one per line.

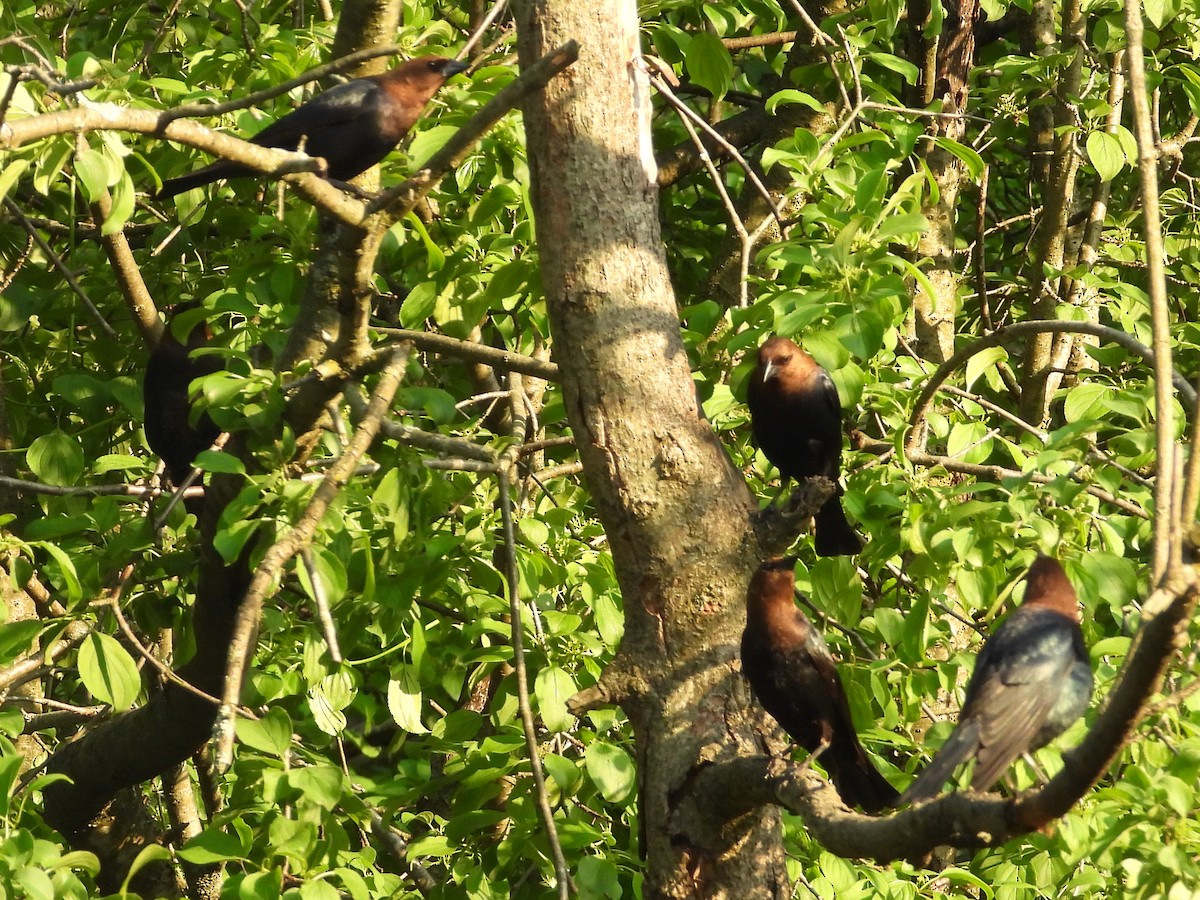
left=741, top=558, right=898, bottom=813
left=899, top=555, right=1092, bottom=806
left=143, top=314, right=221, bottom=488
left=746, top=335, right=862, bottom=557
left=157, top=56, right=468, bottom=199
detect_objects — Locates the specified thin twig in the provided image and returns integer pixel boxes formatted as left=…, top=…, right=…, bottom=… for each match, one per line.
left=97, top=566, right=232, bottom=708
left=3, top=198, right=117, bottom=340
left=721, top=31, right=798, bottom=50
left=157, top=44, right=408, bottom=125
left=907, top=320, right=1196, bottom=452
left=1123, top=0, right=1176, bottom=579
left=212, top=349, right=410, bottom=772
left=370, top=812, right=436, bottom=896
left=459, top=0, right=508, bottom=60
left=497, top=465, right=572, bottom=898
left=152, top=431, right=231, bottom=529
left=642, top=62, right=788, bottom=239
left=1182, top=383, right=1200, bottom=527
left=376, top=327, right=559, bottom=380
left=302, top=547, right=342, bottom=663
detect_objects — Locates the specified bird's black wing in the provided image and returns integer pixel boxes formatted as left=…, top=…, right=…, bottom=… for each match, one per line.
left=964, top=615, right=1080, bottom=790
left=816, top=368, right=843, bottom=421
left=249, top=79, right=380, bottom=150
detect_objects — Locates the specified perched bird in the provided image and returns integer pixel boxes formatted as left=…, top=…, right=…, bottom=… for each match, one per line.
left=741, top=557, right=898, bottom=813
left=899, top=555, right=1092, bottom=806
left=143, top=313, right=221, bottom=488
left=157, top=56, right=469, bottom=199
left=746, top=335, right=862, bottom=557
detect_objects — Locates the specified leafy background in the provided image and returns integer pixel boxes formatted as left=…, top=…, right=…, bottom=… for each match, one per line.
left=1, top=0, right=1198, bottom=897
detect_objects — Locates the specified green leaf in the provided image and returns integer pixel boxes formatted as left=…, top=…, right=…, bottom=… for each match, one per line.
left=121, top=845, right=173, bottom=894
left=287, top=765, right=344, bottom=810
left=765, top=89, right=824, bottom=114
left=405, top=211, right=446, bottom=272
left=535, top=666, right=576, bottom=733
left=865, top=51, right=919, bottom=84
left=1063, top=383, right=1109, bottom=422
left=965, top=346, right=1009, bottom=391
left=1086, top=131, right=1125, bottom=183
left=238, top=870, right=283, bottom=900
left=15, top=867, right=54, bottom=900
left=178, top=829, right=248, bottom=864
left=299, top=878, right=341, bottom=900
left=1115, top=125, right=1139, bottom=166
left=309, top=671, right=354, bottom=736
left=932, top=137, right=985, bottom=178
left=194, top=449, right=242, bottom=473
left=77, top=632, right=140, bottom=709
left=0, top=160, right=30, bottom=202
left=0, top=754, right=23, bottom=817
left=101, top=171, right=135, bottom=235
left=0, top=621, right=44, bottom=663
left=388, top=667, right=429, bottom=734
left=74, top=148, right=109, bottom=201
left=296, top=546, right=347, bottom=607
left=593, top=593, right=624, bottom=647
left=585, top=741, right=636, bottom=803
left=874, top=212, right=929, bottom=243
left=576, top=855, right=622, bottom=898
left=27, top=429, right=84, bottom=486
left=685, top=32, right=733, bottom=99
left=1143, top=0, right=1168, bottom=28
left=400, top=283, right=437, bottom=327
left=542, top=753, right=581, bottom=795
left=236, top=707, right=293, bottom=757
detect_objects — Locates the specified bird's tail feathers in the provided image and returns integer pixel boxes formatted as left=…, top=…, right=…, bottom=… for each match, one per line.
left=897, top=720, right=981, bottom=806
left=814, top=495, right=863, bottom=557
left=826, top=752, right=899, bottom=814
left=156, top=161, right=242, bottom=200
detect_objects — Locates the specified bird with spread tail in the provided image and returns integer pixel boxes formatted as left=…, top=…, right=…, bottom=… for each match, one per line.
left=746, top=335, right=862, bottom=556
left=741, top=557, right=898, bottom=813
left=156, top=56, right=469, bottom=199
left=899, top=555, right=1092, bottom=806
left=143, top=312, right=221, bottom=489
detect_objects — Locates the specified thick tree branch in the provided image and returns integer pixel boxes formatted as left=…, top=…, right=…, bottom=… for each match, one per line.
left=688, top=567, right=1198, bottom=863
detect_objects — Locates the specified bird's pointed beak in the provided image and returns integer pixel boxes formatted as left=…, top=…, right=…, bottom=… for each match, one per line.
left=445, top=59, right=471, bottom=77
left=761, top=360, right=777, bottom=381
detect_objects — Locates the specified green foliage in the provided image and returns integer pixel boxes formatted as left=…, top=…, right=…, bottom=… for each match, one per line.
left=1, top=0, right=1198, bottom=895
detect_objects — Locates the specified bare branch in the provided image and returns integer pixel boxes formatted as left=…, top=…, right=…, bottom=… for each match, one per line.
left=376, top=327, right=560, bottom=380
left=1123, top=0, right=1177, bottom=579
left=497, top=465, right=572, bottom=898
left=157, top=44, right=407, bottom=125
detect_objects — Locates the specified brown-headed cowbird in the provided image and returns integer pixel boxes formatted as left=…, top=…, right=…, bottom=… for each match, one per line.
left=746, top=335, right=862, bottom=557
left=157, top=56, right=469, bottom=199
left=741, top=557, right=898, bottom=813
left=143, top=314, right=221, bottom=488
left=899, top=555, right=1092, bottom=806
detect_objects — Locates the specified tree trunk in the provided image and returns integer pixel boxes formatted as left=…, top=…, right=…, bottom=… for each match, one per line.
left=514, top=2, right=789, bottom=896
left=908, top=0, right=980, bottom=366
